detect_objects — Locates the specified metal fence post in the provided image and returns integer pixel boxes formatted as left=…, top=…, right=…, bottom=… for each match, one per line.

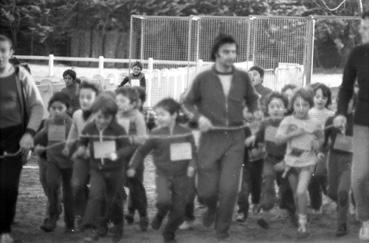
left=98, top=56, right=104, bottom=75
left=304, top=16, right=315, bottom=86
left=147, top=57, right=154, bottom=107
left=48, top=54, right=54, bottom=76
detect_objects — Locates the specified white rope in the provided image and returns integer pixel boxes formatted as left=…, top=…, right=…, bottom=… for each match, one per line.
left=318, top=0, right=347, bottom=12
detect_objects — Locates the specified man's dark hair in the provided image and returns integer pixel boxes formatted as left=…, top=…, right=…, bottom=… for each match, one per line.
left=155, top=98, right=181, bottom=116
left=0, top=35, right=13, bottom=49
left=63, top=69, right=77, bottom=80
left=131, top=61, right=143, bottom=70
left=249, top=66, right=265, bottom=79
left=362, top=11, right=369, bottom=19
left=210, top=34, right=238, bottom=61
left=80, top=81, right=100, bottom=95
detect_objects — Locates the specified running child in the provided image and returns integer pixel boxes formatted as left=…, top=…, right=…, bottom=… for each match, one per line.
left=127, top=98, right=197, bottom=243
left=275, top=88, right=323, bottom=236
left=34, top=92, right=74, bottom=233
left=77, top=94, right=135, bottom=242
left=308, top=83, right=334, bottom=214
left=119, top=61, right=146, bottom=89
left=60, top=69, right=80, bottom=115
left=63, top=81, right=100, bottom=230
left=115, top=87, right=149, bottom=231
left=324, top=95, right=356, bottom=237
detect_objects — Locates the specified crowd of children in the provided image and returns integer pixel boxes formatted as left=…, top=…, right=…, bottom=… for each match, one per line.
left=26, top=63, right=357, bottom=243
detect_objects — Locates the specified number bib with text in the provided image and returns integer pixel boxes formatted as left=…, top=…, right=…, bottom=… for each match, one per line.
left=333, top=134, right=353, bottom=153
left=170, top=142, right=192, bottom=161
left=93, top=140, right=116, bottom=159
left=131, top=79, right=140, bottom=87
left=48, top=125, right=66, bottom=142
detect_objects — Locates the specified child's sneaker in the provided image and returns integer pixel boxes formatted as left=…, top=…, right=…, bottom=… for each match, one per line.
left=257, top=218, right=269, bottom=229
left=139, top=216, right=149, bottom=231
left=336, top=223, right=348, bottom=237
left=359, top=220, right=369, bottom=240
left=179, top=220, right=194, bottom=230
left=235, top=212, right=246, bottom=222
left=125, top=214, right=134, bottom=224
left=40, top=218, right=57, bottom=232
left=151, top=214, right=165, bottom=230
left=297, top=214, right=308, bottom=238
left=0, top=233, right=14, bottom=243
left=111, top=224, right=123, bottom=243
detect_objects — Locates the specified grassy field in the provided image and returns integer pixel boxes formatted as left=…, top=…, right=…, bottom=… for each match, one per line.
left=12, top=155, right=364, bottom=243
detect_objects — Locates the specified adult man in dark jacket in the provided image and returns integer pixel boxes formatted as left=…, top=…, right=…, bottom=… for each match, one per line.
left=183, top=34, right=259, bottom=239
left=334, top=12, right=369, bottom=240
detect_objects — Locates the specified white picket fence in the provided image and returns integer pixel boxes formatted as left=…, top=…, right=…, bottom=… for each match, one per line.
left=15, top=55, right=304, bottom=108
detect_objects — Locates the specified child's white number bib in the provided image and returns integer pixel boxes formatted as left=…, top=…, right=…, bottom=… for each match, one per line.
left=93, top=141, right=116, bottom=159
left=334, top=134, right=352, bottom=153
left=170, top=142, right=192, bottom=161
left=131, top=79, right=140, bottom=87
left=48, top=125, right=66, bottom=142
left=264, top=126, right=277, bottom=142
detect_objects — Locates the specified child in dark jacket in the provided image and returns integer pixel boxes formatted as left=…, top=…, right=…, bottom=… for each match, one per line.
left=323, top=96, right=356, bottom=237
left=127, top=98, right=197, bottom=243
left=77, top=94, right=135, bottom=242
left=34, top=92, right=74, bottom=233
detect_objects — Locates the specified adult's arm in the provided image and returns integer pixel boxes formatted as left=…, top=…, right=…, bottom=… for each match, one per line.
left=19, top=66, right=45, bottom=134
left=337, top=47, right=357, bottom=117
left=182, top=74, right=202, bottom=122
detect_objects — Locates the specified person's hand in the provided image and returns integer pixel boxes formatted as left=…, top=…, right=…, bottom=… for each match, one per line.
left=127, top=168, right=136, bottom=178
left=311, top=140, right=321, bottom=152
left=245, top=135, right=256, bottom=147
left=317, top=152, right=325, bottom=161
left=187, top=166, right=195, bottom=177
left=34, top=145, right=46, bottom=155
left=198, top=116, right=213, bottom=132
left=108, top=152, right=118, bottom=161
left=243, top=107, right=254, bottom=122
left=133, top=135, right=148, bottom=145
left=333, top=115, right=347, bottom=129
left=19, top=133, right=34, bottom=151
left=253, top=110, right=264, bottom=121
left=62, top=147, right=70, bottom=157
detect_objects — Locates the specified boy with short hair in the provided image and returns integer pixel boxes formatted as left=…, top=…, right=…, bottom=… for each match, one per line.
left=61, top=69, right=80, bottom=115
left=249, top=66, right=272, bottom=114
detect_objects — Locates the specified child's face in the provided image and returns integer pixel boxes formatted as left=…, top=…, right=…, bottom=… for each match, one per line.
left=63, top=74, right=74, bottom=87
left=49, top=101, right=67, bottom=119
left=293, top=96, right=310, bottom=119
left=267, top=98, right=285, bottom=119
left=94, top=110, right=113, bottom=131
left=248, top=70, right=262, bottom=86
left=283, top=88, right=294, bottom=103
left=116, top=94, right=135, bottom=113
left=132, top=66, right=142, bottom=75
left=155, top=107, right=176, bottom=128
left=313, top=88, right=328, bottom=110
left=79, top=88, right=96, bottom=111
left=0, top=41, right=13, bottom=69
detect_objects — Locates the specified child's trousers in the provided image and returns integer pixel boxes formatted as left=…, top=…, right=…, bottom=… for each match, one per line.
left=197, top=130, right=244, bottom=236
left=83, top=169, right=124, bottom=229
left=327, top=152, right=351, bottom=224
left=238, top=159, right=263, bottom=215
left=155, top=172, right=190, bottom=240
left=46, top=162, right=74, bottom=228
left=127, top=164, right=147, bottom=218
left=308, top=157, right=327, bottom=211
left=71, top=156, right=89, bottom=218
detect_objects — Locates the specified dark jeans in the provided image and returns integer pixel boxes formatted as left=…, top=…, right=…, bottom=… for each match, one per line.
left=127, top=164, right=147, bottom=218
left=155, top=173, right=189, bottom=240
left=197, top=130, right=244, bottom=235
left=83, top=169, right=124, bottom=229
left=308, top=157, right=327, bottom=210
left=327, top=152, right=351, bottom=224
left=238, top=159, right=263, bottom=215
left=184, top=176, right=196, bottom=221
left=0, top=124, right=23, bottom=234
left=71, top=156, right=89, bottom=217
left=46, top=162, right=74, bottom=228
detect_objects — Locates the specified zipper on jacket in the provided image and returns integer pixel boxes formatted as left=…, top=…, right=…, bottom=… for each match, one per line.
left=225, top=99, right=229, bottom=126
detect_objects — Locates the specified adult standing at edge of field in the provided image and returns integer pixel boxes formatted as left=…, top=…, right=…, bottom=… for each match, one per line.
left=183, top=34, right=259, bottom=240
left=0, top=35, right=44, bottom=243
left=333, top=12, right=369, bottom=241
